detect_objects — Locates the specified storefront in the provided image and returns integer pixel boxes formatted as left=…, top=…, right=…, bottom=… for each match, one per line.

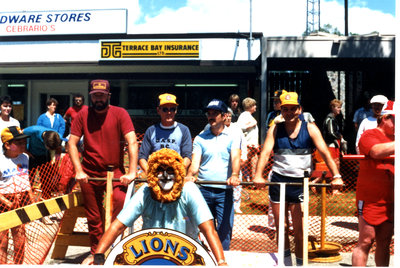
left=0, top=9, right=395, bottom=145
left=0, top=9, right=262, bottom=135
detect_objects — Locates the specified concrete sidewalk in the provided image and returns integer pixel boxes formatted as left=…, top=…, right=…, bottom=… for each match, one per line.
left=44, top=214, right=394, bottom=266
left=45, top=245, right=394, bottom=266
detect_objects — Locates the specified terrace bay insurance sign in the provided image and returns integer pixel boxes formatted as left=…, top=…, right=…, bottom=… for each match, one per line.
left=101, top=40, right=200, bottom=59
left=0, top=9, right=127, bottom=36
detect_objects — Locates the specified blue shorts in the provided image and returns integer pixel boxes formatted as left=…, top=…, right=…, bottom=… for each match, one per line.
left=269, top=172, right=304, bottom=203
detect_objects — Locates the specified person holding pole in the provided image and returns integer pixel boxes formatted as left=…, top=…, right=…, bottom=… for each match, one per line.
left=88, top=148, right=227, bottom=265
left=252, top=90, right=343, bottom=266
left=185, top=99, right=241, bottom=251
left=68, top=80, right=139, bottom=263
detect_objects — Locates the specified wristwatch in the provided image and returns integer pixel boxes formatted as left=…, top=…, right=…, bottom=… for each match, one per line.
left=93, top=253, right=105, bottom=265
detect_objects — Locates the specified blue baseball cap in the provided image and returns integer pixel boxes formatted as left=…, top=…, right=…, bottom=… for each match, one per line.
left=205, top=99, right=228, bottom=113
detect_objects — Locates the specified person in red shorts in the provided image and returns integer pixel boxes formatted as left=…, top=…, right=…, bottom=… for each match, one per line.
left=68, top=80, right=139, bottom=264
left=352, top=104, right=395, bottom=267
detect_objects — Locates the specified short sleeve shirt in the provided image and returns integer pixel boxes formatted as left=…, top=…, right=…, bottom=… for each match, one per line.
left=357, top=128, right=394, bottom=203
left=139, top=122, right=192, bottom=161
left=192, top=127, right=241, bottom=189
left=70, top=105, right=135, bottom=178
left=0, top=153, right=30, bottom=194
left=117, top=182, right=213, bottom=241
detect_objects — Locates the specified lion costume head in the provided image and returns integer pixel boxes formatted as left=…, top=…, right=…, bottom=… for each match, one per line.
left=147, top=148, right=186, bottom=203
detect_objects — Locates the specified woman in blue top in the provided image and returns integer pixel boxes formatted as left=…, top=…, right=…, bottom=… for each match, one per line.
left=253, top=90, right=343, bottom=266
left=36, top=98, right=65, bottom=138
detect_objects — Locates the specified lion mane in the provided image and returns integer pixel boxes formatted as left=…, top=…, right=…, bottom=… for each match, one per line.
left=147, top=148, right=186, bottom=203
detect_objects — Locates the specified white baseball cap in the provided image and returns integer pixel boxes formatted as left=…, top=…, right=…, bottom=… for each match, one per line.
left=370, top=95, right=388, bottom=104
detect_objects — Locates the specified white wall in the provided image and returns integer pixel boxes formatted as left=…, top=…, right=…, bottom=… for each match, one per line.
left=29, top=80, right=88, bottom=125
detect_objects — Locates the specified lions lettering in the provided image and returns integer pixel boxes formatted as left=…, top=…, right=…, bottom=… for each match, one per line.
left=128, top=237, right=188, bottom=261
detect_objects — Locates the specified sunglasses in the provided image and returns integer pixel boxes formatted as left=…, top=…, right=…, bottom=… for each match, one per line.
left=161, top=107, right=177, bottom=113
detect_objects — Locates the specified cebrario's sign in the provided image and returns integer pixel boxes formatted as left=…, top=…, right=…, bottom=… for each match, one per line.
left=0, top=9, right=127, bottom=36
left=105, top=228, right=216, bottom=265
left=101, top=40, right=200, bottom=59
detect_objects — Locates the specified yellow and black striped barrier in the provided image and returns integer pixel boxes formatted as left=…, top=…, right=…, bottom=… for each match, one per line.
left=0, top=191, right=83, bottom=232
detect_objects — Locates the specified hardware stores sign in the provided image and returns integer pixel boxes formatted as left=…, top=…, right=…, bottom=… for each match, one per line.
left=0, top=9, right=127, bottom=36
left=101, top=40, right=200, bottom=59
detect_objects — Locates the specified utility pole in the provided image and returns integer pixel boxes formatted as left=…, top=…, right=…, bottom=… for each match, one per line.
left=344, top=0, right=349, bottom=35
left=248, top=0, right=253, bottom=60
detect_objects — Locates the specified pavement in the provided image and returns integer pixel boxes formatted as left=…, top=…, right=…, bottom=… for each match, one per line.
left=45, top=245, right=394, bottom=266
left=43, top=214, right=394, bottom=266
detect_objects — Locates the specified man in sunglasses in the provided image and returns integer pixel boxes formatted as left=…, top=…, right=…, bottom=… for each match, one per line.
left=139, top=93, right=192, bottom=175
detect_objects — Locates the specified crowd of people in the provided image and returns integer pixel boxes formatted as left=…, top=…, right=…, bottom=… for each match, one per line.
left=0, top=83, right=394, bottom=266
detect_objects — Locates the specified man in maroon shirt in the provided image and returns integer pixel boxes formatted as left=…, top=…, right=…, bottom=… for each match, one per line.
left=63, top=93, right=87, bottom=128
left=68, top=80, right=138, bottom=263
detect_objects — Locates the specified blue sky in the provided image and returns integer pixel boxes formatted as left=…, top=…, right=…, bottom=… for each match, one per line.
left=138, top=0, right=187, bottom=23
left=347, top=0, right=395, bottom=15
left=132, top=0, right=396, bottom=35
left=137, top=0, right=396, bottom=15
left=2, top=0, right=396, bottom=38
left=137, top=0, right=395, bottom=20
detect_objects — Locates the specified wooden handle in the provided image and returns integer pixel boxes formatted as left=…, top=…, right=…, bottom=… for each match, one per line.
left=105, top=166, right=114, bottom=231
left=321, top=172, right=327, bottom=249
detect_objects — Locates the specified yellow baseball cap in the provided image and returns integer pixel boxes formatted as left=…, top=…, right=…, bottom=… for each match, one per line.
left=280, top=90, right=299, bottom=106
left=1, top=126, right=29, bottom=144
left=159, top=93, right=178, bottom=106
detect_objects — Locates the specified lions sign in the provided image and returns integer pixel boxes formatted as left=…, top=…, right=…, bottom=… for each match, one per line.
left=105, top=228, right=216, bottom=265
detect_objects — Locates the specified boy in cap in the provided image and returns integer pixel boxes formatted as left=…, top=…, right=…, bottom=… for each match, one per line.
left=355, top=94, right=388, bottom=153
left=186, top=99, right=241, bottom=250
left=0, top=126, right=32, bottom=264
left=253, top=91, right=343, bottom=266
left=139, top=93, right=192, bottom=174
left=68, top=79, right=139, bottom=263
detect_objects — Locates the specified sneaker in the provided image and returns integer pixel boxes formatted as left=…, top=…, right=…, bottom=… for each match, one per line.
left=81, top=254, right=94, bottom=265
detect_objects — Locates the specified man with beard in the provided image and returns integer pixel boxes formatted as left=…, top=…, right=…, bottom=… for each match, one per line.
left=68, top=80, right=139, bottom=263
left=186, top=99, right=241, bottom=251
left=63, top=93, right=87, bottom=136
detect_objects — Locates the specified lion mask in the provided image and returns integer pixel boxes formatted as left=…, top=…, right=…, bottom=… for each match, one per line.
left=147, top=148, right=186, bottom=203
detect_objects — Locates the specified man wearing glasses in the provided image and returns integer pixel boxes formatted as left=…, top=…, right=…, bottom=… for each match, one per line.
left=139, top=93, right=192, bottom=175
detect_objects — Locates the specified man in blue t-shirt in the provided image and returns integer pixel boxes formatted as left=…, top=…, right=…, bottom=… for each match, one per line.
left=139, top=93, right=192, bottom=174
left=186, top=99, right=241, bottom=251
